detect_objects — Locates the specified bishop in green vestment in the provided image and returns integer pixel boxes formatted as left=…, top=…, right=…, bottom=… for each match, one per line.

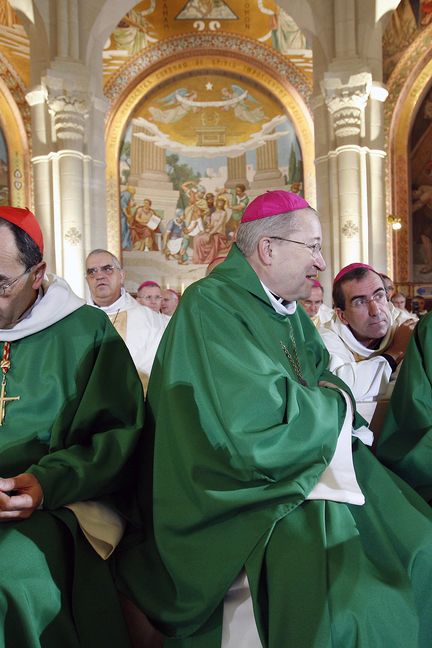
left=116, top=191, right=432, bottom=648
left=377, top=310, right=432, bottom=503
left=0, top=207, right=144, bottom=647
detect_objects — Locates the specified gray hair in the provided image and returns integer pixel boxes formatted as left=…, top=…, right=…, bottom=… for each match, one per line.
left=236, top=209, right=316, bottom=257
left=86, top=248, right=122, bottom=269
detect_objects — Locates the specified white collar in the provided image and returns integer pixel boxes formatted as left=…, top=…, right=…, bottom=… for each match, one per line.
left=260, top=281, right=297, bottom=316
left=0, top=274, right=84, bottom=342
left=87, top=288, right=137, bottom=314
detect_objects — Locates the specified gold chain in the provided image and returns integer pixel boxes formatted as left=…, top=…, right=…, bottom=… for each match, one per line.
left=280, top=321, right=308, bottom=387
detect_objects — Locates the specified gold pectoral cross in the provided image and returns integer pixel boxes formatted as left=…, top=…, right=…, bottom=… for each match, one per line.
left=0, top=377, right=20, bottom=426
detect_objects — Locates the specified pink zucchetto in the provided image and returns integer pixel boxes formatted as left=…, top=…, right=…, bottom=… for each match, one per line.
left=138, top=280, right=160, bottom=291
left=0, top=206, right=44, bottom=254
left=333, top=263, right=374, bottom=286
left=240, top=190, right=310, bottom=223
left=311, top=279, right=323, bottom=289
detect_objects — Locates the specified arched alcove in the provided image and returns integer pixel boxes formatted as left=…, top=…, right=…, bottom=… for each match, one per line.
left=0, top=56, right=30, bottom=207
left=386, top=22, right=432, bottom=283
left=105, top=33, right=314, bottom=274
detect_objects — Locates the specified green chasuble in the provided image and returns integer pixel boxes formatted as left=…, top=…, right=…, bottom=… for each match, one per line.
left=116, top=245, right=432, bottom=648
left=0, top=305, right=144, bottom=648
left=377, top=311, right=432, bottom=503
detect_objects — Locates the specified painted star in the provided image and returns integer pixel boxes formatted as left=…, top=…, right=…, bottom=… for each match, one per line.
left=205, top=82, right=213, bottom=91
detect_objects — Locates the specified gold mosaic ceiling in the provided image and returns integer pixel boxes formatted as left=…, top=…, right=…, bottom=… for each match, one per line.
left=0, top=0, right=312, bottom=89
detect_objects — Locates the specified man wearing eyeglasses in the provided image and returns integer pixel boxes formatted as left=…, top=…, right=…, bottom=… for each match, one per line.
left=86, top=248, right=168, bottom=393
left=299, top=279, right=333, bottom=327
left=0, top=207, right=143, bottom=646
left=318, top=263, right=417, bottom=425
left=116, top=191, right=432, bottom=648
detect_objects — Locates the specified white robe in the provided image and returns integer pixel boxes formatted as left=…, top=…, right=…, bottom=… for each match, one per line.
left=318, top=303, right=411, bottom=423
left=88, top=289, right=169, bottom=391
left=311, top=302, right=334, bottom=327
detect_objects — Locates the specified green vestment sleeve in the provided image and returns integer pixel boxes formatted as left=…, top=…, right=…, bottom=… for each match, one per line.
left=377, top=311, right=432, bottom=502
left=2, top=306, right=144, bottom=510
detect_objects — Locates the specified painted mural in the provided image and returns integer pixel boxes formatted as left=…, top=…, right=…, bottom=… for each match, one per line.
left=411, top=86, right=432, bottom=281
left=119, top=72, right=304, bottom=292
left=0, top=128, right=9, bottom=205
left=383, top=0, right=432, bottom=82
left=103, top=0, right=312, bottom=83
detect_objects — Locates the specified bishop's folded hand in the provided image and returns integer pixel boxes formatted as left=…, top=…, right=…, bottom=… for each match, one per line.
left=0, top=473, right=43, bottom=520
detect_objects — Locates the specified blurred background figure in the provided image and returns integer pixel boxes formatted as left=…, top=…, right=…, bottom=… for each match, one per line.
left=411, top=296, right=428, bottom=318
left=161, top=288, right=179, bottom=316
left=391, top=291, right=407, bottom=311
left=300, top=279, right=333, bottom=326
left=380, top=273, right=395, bottom=300
left=137, top=280, right=162, bottom=312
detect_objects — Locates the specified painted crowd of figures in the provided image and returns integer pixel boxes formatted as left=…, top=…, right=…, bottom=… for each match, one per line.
left=121, top=182, right=249, bottom=266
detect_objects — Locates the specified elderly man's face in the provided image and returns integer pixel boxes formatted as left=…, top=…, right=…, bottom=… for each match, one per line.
left=137, top=285, right=162, bottom=312
left=301, top=286, right=323, bottom=317
left=161, top=289, right=178, bottom=315
left=265, top=209, right=326, bottom=302
left=0, top=225, right=45, bottom=329
left=336, top=271, right=391, bottom=347
left=86, top=251, right=124, bottom=307
left=391, top=294, right=406, bottom=310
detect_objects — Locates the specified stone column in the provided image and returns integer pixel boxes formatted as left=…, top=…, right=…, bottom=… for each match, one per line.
left=46, top=90, right=89, bottom=297
left=26, top=86, right=56, bottom=273
left=307, top=0, right=390, bottom=297
left=250, top=140, right=284, bottom=191
left=322, top=72, right=372, bottom=267
left=314, top=69, right=388, bottom=295
left=130, top=123, right=172, bottom=190
left=225, top=154, right=249, bottom=189
left=129, top=121, right=179, bottom=223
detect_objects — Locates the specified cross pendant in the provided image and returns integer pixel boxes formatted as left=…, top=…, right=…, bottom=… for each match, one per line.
left=0, top=378, right=20, bottom=426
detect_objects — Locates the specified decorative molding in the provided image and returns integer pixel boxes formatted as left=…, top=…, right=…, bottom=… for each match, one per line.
left=341, top=219, right=359, bottom=238
left=386, top=24, right=432, bottom=282
left=321, top=72, right=372, bottom=137
left=0, top=51, right=31, bottom=143
left=64, top=226, right=82, bottom=245
left=104, top=32, right=312, bottom=112
left=46, top=92, right=89, bottom=141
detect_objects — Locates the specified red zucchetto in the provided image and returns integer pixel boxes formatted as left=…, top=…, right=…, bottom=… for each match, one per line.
left=0, top=206, right=44, bottom=254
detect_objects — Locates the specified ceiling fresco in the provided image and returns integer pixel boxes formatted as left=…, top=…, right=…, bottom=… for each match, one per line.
left=0, top=1, right=29, bottom=85
left=103, top=1, right=312, bottom=83
left=132, top=72, right=287, bottom=154
left=0, top=1, right=312, bottom=90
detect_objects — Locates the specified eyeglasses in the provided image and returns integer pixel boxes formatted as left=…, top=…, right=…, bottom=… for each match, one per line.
left=350, top=289, right=387, bottom=310
left=137, top=295, right=162, bottom=302
left=86, top=264, right=120, bottom=278
left=0, top=268, right=31, bottom=296
left=269, top=237, right=322, bottom=257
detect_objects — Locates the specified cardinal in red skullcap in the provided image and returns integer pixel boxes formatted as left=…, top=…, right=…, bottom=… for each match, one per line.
left=0, top=207, right=144, bottom=645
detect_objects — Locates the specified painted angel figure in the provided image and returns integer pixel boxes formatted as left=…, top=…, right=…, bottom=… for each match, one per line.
left=148, top=88, right=198, bottom=124
left=221, top=85, right=266, bottom=124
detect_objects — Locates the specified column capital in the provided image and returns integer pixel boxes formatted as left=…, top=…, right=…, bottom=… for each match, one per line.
left=46, top=90, right=89, bottom=142
left=321, top=72, right=372, bottom=137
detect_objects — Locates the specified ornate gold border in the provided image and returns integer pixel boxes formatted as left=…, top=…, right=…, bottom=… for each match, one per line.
left=105, top=49, right=314, bottom=256
left=386, top=24, right=432, bottom=282
left=0, top=77, right=30, bottom=208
